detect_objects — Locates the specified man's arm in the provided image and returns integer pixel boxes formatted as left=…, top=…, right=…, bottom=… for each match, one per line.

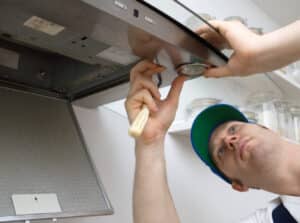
left=257, top=20, right=300, bottom=72
left=197, top=20, right=300, bottom=77
left=125, top=60, right=185, bottom=223
left=133, top=140, right=180, bottom=223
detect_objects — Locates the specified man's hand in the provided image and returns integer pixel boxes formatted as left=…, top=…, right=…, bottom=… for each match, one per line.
left=197, top=20, right=263, bottom=77
left=125, top=60, right=186, bottom=145
left=197, top=20, right=300, bottom=78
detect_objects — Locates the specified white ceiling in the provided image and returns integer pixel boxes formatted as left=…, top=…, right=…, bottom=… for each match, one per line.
left=252, top=0, right=299, bottom=26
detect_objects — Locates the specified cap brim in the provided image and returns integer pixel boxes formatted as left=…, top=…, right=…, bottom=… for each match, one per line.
left=190, top=104, right=248, bottom=183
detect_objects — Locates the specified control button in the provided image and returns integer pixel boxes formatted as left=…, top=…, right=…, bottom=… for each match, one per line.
left=114, top=1, right=128, bottom=10
left=144, top=16, right=155, bottom=24
left=133, top=9, right=139, bottom=18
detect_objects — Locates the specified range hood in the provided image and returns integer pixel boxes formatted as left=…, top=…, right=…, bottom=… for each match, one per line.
left=0, top=0, right=227, bottom=106
left=0, top=0, right=228, bottom=222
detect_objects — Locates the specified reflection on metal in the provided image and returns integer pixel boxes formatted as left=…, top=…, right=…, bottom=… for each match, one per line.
left=249, top=27, right=264, bottom=35
left=185, top=13, right=216, bottom=31
left=176, top=63, right=210, bottom=76
left=173, top=0, right=221, bottom=34
left=224, top=16, right=248, bottom=26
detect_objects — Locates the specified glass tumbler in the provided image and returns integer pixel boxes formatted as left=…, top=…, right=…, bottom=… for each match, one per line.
left=289, top=105, right=300, bottom=143
left=186, top=98, right=221, bottom=122
left=273, top=100, right=292, bottom=138
left=246, top=92, right=278, bottom=131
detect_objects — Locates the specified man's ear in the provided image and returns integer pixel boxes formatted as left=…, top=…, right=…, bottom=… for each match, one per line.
left=231, top=180, right=249, bottom=192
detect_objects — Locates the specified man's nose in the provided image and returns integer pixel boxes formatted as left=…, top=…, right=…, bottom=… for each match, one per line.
left=224, top=135, right=239, bottom=150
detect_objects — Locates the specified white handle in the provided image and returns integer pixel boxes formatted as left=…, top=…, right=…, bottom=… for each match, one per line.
left=128, top=105, right=150, bottom=138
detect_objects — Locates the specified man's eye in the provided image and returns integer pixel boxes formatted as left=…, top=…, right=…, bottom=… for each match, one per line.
left=228, top=125, right=236, bottom=134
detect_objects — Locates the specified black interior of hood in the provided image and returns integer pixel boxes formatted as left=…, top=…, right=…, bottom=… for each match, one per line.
left=0, top=0, right=137, bottom=101
left=0, top=37, right=131, bottom=101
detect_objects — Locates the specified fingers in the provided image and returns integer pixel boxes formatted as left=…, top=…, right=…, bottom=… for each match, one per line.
left=199, top=20, right=240, bottom=37
left=196, top=24, right=211, bottom=36
left=128, top=75, right=161, bottom=99
left=125, top=89, right=158, bottom=123
left=197, top=20, right=258, bottom=78
left=196, top=20, right=226, bottom=36
left=134, top=89, right=158, bottom=112
left=143, top=66, right=165, bottom=77
left=196, top=21, right=231, bottom=50
left=196, top=20, right=251, bottom=49
left=129, top=60, right=165, bottom=99
left=130, top=60, right=165, bottom=82
left=199, top=32, right=229, bottom=50
left=165, top=75, right=186, bottom=105
left=195, top=20, right=218, bottom=35
left=203, top=65, right=233, bottom=78
left=196, top=21, right=233, bottom=78
left=207, top=20, right=258, bottom=50
left=130, top=60, right=156, bottom=79
left=126, top=60, right=164, bottom=122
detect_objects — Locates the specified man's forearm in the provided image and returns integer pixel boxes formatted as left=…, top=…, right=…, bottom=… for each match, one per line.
left=133, top=139, right=180, bottom=223
left=258, top=20, right=300, bottom=70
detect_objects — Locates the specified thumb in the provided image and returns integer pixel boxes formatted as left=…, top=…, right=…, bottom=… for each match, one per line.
left=203, top=65, right=233, bottom=78
left=166, top=75, right=186, bottom=104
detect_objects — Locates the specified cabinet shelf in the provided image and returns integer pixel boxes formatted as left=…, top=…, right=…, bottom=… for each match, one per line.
left=268, top=69, right=300, bottom=100
left=168, top=120, right=192, bottom=135
left=274, top=69, right=300, bottom=88
left=168, top=69, right=300, bottom=137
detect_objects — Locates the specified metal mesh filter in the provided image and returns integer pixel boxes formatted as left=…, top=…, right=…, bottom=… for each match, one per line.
left=0, top=87, right=112, bottom=222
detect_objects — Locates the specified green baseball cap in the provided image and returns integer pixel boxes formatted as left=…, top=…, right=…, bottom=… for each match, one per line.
left=190, top=104, right=248, bottom=184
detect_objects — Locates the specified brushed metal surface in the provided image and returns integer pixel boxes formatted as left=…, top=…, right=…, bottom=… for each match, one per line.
left=0, top=0, right=227, bottom=104
left=0, top=87, right=112, bottom=221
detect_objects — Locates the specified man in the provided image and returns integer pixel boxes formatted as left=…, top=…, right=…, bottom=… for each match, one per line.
left=191, top=104, right=300, bottom=222
left=191, top=104, right=300, bottom=195
left=125, top=20, right=300, bottom=223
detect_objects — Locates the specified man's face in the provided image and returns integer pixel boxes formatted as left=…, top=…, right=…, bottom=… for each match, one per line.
left=209, top=121, right=282, bottom=189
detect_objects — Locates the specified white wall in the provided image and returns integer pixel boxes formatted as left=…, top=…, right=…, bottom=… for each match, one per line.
left=252, top=0, right=300, bottom=26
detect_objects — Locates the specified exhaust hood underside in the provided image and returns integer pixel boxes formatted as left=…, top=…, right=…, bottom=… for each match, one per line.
left=0, top=0, right=227, bottom=103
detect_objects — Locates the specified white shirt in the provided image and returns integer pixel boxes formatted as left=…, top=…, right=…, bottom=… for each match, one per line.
left=239, top=196, right=300, bottom=223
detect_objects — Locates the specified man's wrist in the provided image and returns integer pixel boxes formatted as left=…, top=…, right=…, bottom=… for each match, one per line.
left=254, top=21, right=300, bottom=72
left=249, top=34, right=273, bottom=73
left=135, top=133, right=166, bottom=148
left=135, top=135, right=166, bottom=162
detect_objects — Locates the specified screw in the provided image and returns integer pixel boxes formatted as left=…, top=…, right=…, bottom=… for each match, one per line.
left=37, top=71, right=47, bottom=80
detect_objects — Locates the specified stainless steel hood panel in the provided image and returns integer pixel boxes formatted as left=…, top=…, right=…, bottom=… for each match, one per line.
left=0, top=1, right=227, bottom=221
left=0, top=0, right=227, bottom=103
